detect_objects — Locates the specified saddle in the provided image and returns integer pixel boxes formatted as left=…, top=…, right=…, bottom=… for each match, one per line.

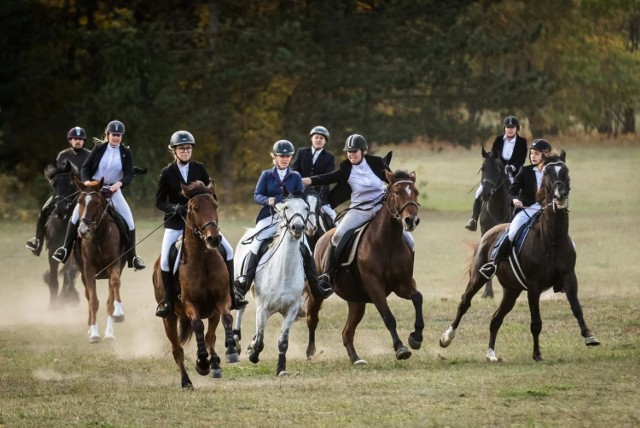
left=334, top=222, right=414, bottom=268
left=106, top=205, right=130, bottom=245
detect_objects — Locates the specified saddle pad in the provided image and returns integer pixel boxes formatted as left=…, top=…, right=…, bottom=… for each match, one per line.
left=338, top=224, right=369, bottom=267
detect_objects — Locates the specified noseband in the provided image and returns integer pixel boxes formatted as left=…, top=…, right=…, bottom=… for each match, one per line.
left=280, top=198, right=310, bottom=233
left=79, top=191, right=110, bottom=233
left=386, top=180, right=419, bottom=221
left=184, top=193, right=219, bottom=241
left=543, top=161, right=570, bottom=212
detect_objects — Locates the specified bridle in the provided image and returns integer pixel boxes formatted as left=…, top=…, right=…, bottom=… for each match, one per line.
left=385, top=180, right=420, bottom=221
left=78, top=190, right=111, bottom=234
left=182, top=193, right=220, bottom=242
left=542, top=161, right=570, bottom=213
left=481, top=158, right=507, bottom=197
left=279, top=196, right=311, bottom=234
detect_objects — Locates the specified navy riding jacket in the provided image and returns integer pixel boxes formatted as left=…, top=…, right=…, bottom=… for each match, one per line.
left=254, top=167, right=303, bottom=222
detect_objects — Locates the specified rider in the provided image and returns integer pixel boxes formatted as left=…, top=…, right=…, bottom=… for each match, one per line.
left=233, top=140, right=331, bottom=300
left=291, top=125, right=337, bottom=223
left=301, top=134, right=414, bottom=293
left=465, top=115, right=528, bottom=231
left=52, top=120, right=145, bottom=270
left=26, top=126, right=90, bottom=256
left=479, top=138, right=552, bottom=279
left=154, top=130, right=247, bottom=318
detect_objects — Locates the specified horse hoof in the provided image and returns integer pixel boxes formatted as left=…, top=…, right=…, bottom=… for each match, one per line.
left=182, top=382, right=194, bottom=391
left=353, top=359, right=368, bottom=366
left=533, top=355, right=544, bottom=362
left=585, top=336, right=601, bottom=346
left=104, top=334, right=115, bottom=341
left=408, top=334, right=422, bottom=350
left=112, top=315, right=125, bottom=323
left=195, top=364, right=210, bottom=376
left=226, top=352, right=240, bottom=364
left=211, top=369, right=222, bottom=379
left=277, top=371, right=290, bottom=377
left=89, top=335, right=101, bottom=344
left=439, top=338, right=450, bottom=348
left=248, top=352, right=260, bottom=365
left=395, top=347, right=412, bottom=360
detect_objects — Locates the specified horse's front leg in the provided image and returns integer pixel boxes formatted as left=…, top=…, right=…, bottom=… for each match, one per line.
left=83, top=272, right=101, bottom=343
left=562, top=271, right=600, bottom=346
left=486, top=286, right=521, bottom=362
left=109, top=268, right=125, bottom=323
left=482, top=279, right=494, bottom=299
left=61, top=263, right=80, bottom=306
left=191, top=318, right=210, bottom=376
left=372, top=295, right=412, bottom=361
left=206, top=313, right=222, bottom=378
left=232, top=307, right=245, bottom=354
left=221, top=311, right=239, bottom=364
left=247, top=306, right=267, bottom=364
left=527, top=291, right=543, bottom=361
left=45, top=258, right=60, bottom=309
left=343, top=302, right=367, bottom=364
left=305, top=290, right=324, bottom=360
left=163, top=316, right=192, bottom=389
left=276, top=306, right=298, bottom=376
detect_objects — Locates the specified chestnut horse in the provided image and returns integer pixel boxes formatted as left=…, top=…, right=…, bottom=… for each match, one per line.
left=152, top=181, right=238, bottom=389
left=43, top=161, right=80, bottom=308
left=477, top=148, right=513, bottom=298
left=73, top=177, right=127, bottom=343
left=440, top=152, right=600, bottom=361
left=307, top=170, right=423, bottom=364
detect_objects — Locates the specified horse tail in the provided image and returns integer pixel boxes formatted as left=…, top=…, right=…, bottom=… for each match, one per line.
left=178, top=316, right=193, bottom=345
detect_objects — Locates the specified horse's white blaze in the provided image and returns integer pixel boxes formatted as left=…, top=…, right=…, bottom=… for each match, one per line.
left=486, top=348, right=499, bottom=362
left=104, top=316, right=115, bottom=340
left=404, top=185, right=412, bottom=196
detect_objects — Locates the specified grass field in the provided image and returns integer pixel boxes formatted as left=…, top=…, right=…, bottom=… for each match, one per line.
left=1, top=140, right=639, bottom=426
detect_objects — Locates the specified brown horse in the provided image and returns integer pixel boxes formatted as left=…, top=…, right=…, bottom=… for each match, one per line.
left=73, top=177, right=127, bottom=343
left=152, top=181, right=238, bottom=389
left=440, top=151, right=600, bottom=361
left=306, top=170, right=424, bottom=364
left=477, top=148, right=513, bottom=298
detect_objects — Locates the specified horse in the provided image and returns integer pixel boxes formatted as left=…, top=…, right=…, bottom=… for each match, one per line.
left=306, top=170, right=423, bottom=365
left=233, top=192, right=311, bottom=375
left=72, top=177, right=127, bottom=343
left=302, top=188, right=332, bottom=252
left=152, top=180, right=238, bottom=389
left=477, top=148, right=513, bottom=298
left=439, top=151, right=600, bottom=362
left=43, top=161, right=80, bottom=308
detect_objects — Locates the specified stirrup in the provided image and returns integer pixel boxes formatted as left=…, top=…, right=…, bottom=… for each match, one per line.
left=479, top=262, right=497, bottom=280
left=155, top=301, right=172, bottom=318
left=26, top=238, right=41, bottom=255
left=52, top=248, right=68, bottom=263
left=233, top=276, right=250, bottom=294
left=465, top=218, right=477, bottom=231
left=234, top=290, right=248, bottom=310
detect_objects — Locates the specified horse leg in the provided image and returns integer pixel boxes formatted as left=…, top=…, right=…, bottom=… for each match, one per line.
left=482, top=279, right=494, bottom=299
left=221, top=312, right=239, bottom=364
left=164, top=317, right=192, bottom=389
left=206, top=313, right=222, bottom=378
left=276, top=306, right=298, bottom=376
left=527, top=291, right=544, bottom=361
left=84, top=274, right=101, bottom=343
left=562, top=271, right=600, bottom=346
left=232, top=307, right=245, bottom=354
left=247, top=306, right=266, bottom=364
left=343, top=302, right=367, bottom=365
left=408, top=289, right=424, bottom=350
left=305, top=290, right=324, bottom=360
left=61, top=263, right=80, bottom=306
left=191, top=318, right=210, bottom=376
left=109, top=271, right=125, bottom=323
left=45, top=258, right=60, bottom=309
left=439, top=269, right=489, bottom=348
left=487, top=287, right=521, bottom=362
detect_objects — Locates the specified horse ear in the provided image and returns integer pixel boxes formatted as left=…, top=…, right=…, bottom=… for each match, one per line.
left=207, top=179, right=217, bottom=196
left=482, top=146, right=488, bottom=158
left=409, top=171, right=417, bottom=183
left=560, top=149, right=566, bottom=162
left=97, top=177, right=104, bottom=188
left=384, top=169, right=394, bottom=183
left=73, top=176, right=83, bottom=190
left=383, top=151, right=393, bottom=167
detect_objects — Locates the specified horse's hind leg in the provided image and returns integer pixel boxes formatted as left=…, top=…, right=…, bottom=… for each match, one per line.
left=487, top=287, right=521, bottom=362
left=61, top=263, right=80, bottom=306
left=563, top=271, right=600, bottom=346
left=164, top=317, right=192, bottom=389
left=482, top=279, right=494, bottom=299
left=343, top=302, right=367, bottom=364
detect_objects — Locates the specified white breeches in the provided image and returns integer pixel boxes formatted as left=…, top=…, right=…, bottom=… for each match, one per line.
left=321, top=204, right=337, bottom=221
left=160, top=227, right=233, bottom=272
left=474, top=185, right=483, bottom=198
left=70, top=190, right=134, bottom=230
left=332, top=205, right=382, bottom=245
left=508, top=203, right=541, bottom=241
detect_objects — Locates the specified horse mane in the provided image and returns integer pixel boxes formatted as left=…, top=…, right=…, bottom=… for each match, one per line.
left=44, top=160, right=77, bottom=180
left=390, top=169, right=413, bottom=182
left=181, top=180, right=215, bottom=200
left=543, top=149, right=567, bottom=165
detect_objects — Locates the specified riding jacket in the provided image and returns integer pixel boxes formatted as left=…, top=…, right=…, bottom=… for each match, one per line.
left=509, top=164, right=543, bottom=212
left=254, top=167, right=303, bottom=222
left=156, top=160, right=210, bottom=230
left=81, top=142, right=134, bottom=187
left=490, top=134, right=528, bottom=175
left=292, top=146, right=336, bottom=204
left=56, top=148, right=90, bottom=176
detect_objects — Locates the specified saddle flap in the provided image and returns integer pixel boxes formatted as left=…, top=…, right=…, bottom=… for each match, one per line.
left=336, top=223, right=369, bottom=267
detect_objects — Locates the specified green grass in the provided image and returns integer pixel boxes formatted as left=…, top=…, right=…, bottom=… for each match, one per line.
left=1, top=141, right=639, bottom=426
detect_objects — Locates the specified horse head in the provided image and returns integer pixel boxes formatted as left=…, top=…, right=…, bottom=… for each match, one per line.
left=275, top=192, right=309, bottom=240
left=541, top=150, right=570, bottom=212
left=384, top=170, right=420, bottom=232
left=302, top=188, right=320, bottom=236
left=45, top=161, right=78, bottom=219
left=76, top=177, right=107, bottom=240
left=480, top=148, right=507, bottom=202
left=181, top=180, right=221, bottom=250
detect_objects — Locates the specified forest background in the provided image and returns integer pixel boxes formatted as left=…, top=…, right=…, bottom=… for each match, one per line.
left=1, top=0, right=639, bottom=219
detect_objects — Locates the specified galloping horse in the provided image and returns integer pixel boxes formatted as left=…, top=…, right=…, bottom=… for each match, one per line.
left=303, top=188, right=331, bottom=252
left=73, top=177, right=126, bottom=343
left=307, top=170, right=423, bottom=365
left=234, top=193, right=311, bottom=375
left=43, top=161, right=80, bottom=308
left=440, top=151, right=600, bottom=361
left=477, top=148, right=513, bottom=298
left=152, top=181, right=238, bottom=389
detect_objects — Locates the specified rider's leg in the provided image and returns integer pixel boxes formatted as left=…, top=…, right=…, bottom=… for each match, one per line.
left=302, top=240, right=333, bottom=299
left=219, top=234, right=247, bottom=310
left=479, top=236, right=511, bottom=279
left=27, top=195, right=54, bottom=256
left=233, top=218, right=275, bottom=294
left=51, top=219, right=78, bottom=263
left=111, top=191, right=145, bottom=270
left=465, top=186, right=483, bottom=231
left=155, top=270, right=175, bottom=318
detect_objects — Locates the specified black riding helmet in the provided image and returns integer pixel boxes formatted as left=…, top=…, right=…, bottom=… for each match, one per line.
left=529, top=138, right=552, bottom=153
left=67, top=126, right=86, bottom=140
left=106, top=120, right=125, bottom=134
left=343, top=134, right=368, bottom=152
left=503, top=116, right=520, bottom=130
left=309, top=126, right=330, bottom=141
left=170, top=130, right=196, bottom=148
left=272, top=140, right=295, bottom=156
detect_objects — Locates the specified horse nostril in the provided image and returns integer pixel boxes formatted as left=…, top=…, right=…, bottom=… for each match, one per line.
left=414, top=217, right=420, bottom=226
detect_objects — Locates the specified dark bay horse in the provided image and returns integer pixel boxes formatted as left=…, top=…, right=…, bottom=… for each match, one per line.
left=307, top=170, right=424, bottom=365
left=477, top=148, right=513, bottom=298
left=440, top=152, right=600, bottom=361
left=152, top=181, right=238, bottom=389
left=43, top=161, right=80, bottom=308
left=73, top=177, right=127, bottom=343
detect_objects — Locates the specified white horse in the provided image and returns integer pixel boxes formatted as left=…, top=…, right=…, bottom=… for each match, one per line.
left=232, top=193, right=312, bottom=376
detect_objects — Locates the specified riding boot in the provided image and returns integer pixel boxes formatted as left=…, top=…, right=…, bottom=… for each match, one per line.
left=51, top=221, right=78, bottom=264
left=479, top=237, right=512, bottom=279
left=127, top=229, right=146, bottom=270
left=233, top=252, right=257, bottom=295
left=465, top=197, right=482, bottom=231
left=226, top=258, right=248, bottom=310
left=26, top=202, right=54, bottom=256
left=155, top=270, right=175, bottom=318
left=317, top=244, right=337, bottom=291
left=301, top=244, right=333, bottom=299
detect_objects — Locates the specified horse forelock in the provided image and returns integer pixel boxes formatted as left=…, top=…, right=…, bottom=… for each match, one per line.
left=182, top=181, right=214, bottom=200
left=390, top=170, right=413, bottom=183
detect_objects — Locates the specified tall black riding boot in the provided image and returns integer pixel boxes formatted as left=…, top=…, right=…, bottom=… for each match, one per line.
left=317, top=244, right=337, bottom=291
left=51, top=221, right=79, bottom=263
left=301, top=244, right=333, bottom=299
left=479, top=237, right=512, bottom=279
left=233, top=252, right=257, bottom=295
left=127, top=229, right=145, bottom=270
left=26, top=200, right=55, bottom=256
left=226, top=258, right=248, bottom=310
left=465, top=197, right=482, bottom=231
left=156, top=270, right=175, bottom=318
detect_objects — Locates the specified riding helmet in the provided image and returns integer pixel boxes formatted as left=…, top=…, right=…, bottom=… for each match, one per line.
left=272, top=140, right=295, bottom=156
left=503, top=116, right=520, bottom=130
left=343, top=134, right=368, bottom=152
left=106, top=120, right=125, bottom=135
left=529, top=138, right=552, bottom=153
left=67, top=126, right=86, bottom=140
left=170, top=130, right=196, bottom=148
left=309, top=126, right=330, bottom=141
